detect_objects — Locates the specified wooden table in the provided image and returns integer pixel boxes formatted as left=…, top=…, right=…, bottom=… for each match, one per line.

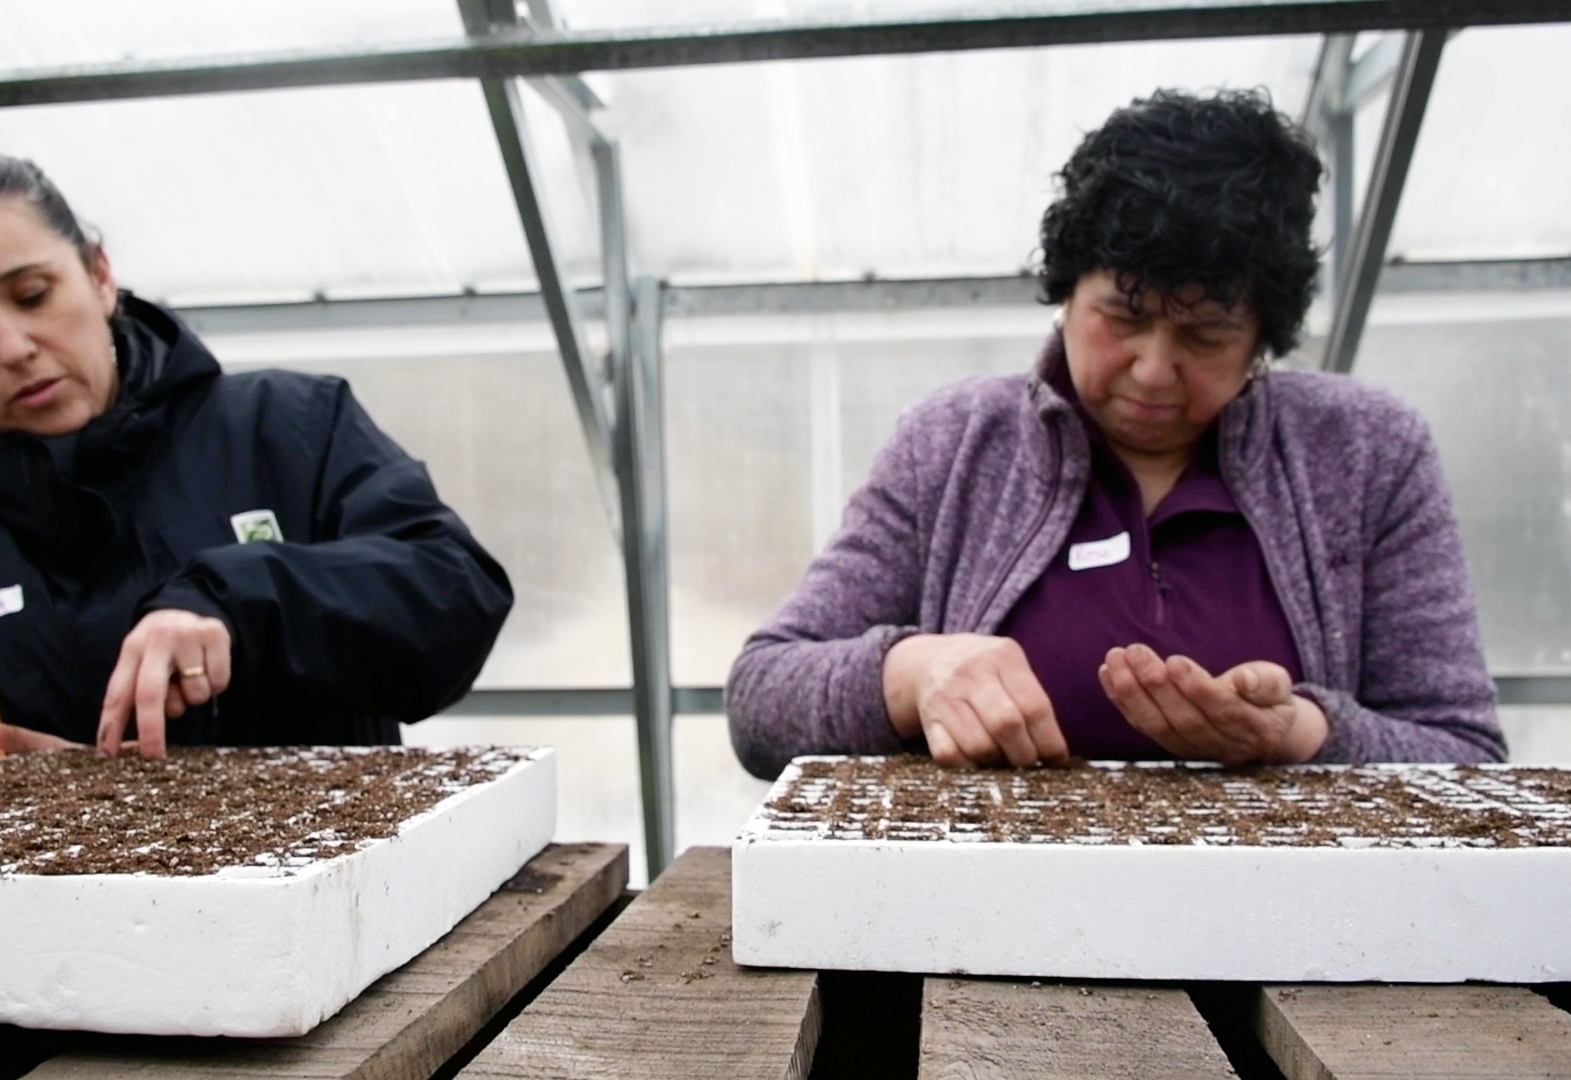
left=458, top=847, right=819, bottom=1080
left=12, top=842, right=1571, bottom=1080
left=456, top=847, right=1571, bottom=1080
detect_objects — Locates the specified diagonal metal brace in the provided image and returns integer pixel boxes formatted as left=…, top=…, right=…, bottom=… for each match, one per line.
left=1321, top=28, right=1447, bottom=373
left=459, top=0, right=621, bottom=537
left=458, top=0, right=674, bottom=881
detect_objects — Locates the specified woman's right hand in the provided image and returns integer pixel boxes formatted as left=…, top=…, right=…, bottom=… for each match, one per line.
left=882, top=633, right=1068, bottom=767
left=0, top=721, right=79, bottom=756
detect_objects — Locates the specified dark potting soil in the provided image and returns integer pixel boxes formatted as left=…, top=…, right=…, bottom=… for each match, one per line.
left=761, top=756, right=1571, bottom=848
left=0, top=745, right=535, bottom=877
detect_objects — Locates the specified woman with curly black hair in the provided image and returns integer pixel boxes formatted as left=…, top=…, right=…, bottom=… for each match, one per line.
left=726, top=89, right=1505, bottom=778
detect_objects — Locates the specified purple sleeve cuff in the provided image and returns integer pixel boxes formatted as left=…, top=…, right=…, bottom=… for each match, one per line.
left=1295, top=682, right=1505, bottom=764
left=727, top=623, right=922, bottom=779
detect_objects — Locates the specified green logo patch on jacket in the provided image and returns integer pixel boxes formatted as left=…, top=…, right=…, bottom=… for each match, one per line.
left=231, top=509, right=284, bottom=544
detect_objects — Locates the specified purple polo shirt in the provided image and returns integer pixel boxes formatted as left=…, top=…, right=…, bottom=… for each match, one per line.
left=997, top=369, right=1303, bottom=759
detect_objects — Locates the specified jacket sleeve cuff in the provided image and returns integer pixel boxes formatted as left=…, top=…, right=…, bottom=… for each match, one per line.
left=865, top=624, right=925, bottom=750
left=138, top=578, right=236, bottom=641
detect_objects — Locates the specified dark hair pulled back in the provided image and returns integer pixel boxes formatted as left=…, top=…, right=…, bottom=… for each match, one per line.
left=1037, top=88, right=1324, bottom=358
left=0, top=156, right=99, bottom=267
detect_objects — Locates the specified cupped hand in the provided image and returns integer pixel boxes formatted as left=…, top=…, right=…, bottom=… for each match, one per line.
left=98, top=609, right=232, bottom=759
left=1098, top=643, right=1327, bottom=765
left=882, top=633, right=1069, bottom=768
left=0, top=721, right=80, bottom=756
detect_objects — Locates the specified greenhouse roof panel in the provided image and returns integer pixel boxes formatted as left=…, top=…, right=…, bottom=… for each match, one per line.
left=603, top=36, right=1320, bottom=283
left=0, top=4, right=1564, bottom=303
left=0, top=0, right=462, bottom=69
left=0, top=80, right=566, bottom=307
left=1388, top=24, right=1571, bottom=262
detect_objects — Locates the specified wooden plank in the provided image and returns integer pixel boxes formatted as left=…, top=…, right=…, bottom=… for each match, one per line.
left=1255, top=984, right=1571, bottom=1080
left=25, top=843, right=629, bottom=1080
left=460, top=846, right=820, bottom=1080
left=917, top=979, right=1236, bottom=1080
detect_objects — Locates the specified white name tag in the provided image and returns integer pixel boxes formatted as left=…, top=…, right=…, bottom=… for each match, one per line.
left=1067, top=531, right=1131, bottom=571
left=0, top=584, right=22, bottom=617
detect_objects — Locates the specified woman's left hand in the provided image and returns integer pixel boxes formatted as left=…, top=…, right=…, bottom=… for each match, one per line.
left=0, top=721, right=80, bottom=756
left=98, top=609, right=232, bottom=759
left=1098, top=643, right=1328, bottom=765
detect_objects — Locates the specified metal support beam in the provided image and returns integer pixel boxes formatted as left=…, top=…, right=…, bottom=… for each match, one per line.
left=1495, top=677, right=1571, bottom=707
left=595, top=138, right=632, bottom=403
left=443, top=686, right=725, bottom=716
left=1344, top=31, right=1407, bottom=111
left=461, top=5, right=672, bottom=877
left=459, top=0, right=603, bottom=119
left=617, top=276, right=675, bottom=878
left=173, top=262, right=1571, bottom=337
left=1321, top=28, right=1447, bottom=374
left=590, top=119, right=679, bottom=881
left=1327, top=106, right=1355, bottom=295
left=1302, top=32, right=1353, bottom=130
left=1379, top=256, right=1571, bottom=292
left=459, top=0, right=622, bottom=537
left=443, top=678, right=1571, bottom=714
left=1304, top=34, right=1357, bottom=299
left=5, top=3, right=1571, bottom=107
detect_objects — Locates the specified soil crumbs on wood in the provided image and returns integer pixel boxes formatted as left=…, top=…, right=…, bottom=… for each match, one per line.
left=0, top=746, right=536, bottom=877
left=761, top=756, right=1571, bottom=849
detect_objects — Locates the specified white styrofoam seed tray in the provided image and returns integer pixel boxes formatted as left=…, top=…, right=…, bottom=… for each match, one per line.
left=731, top=756, right=1571, bottom=983
left=0, top=746, right=555, bottom=1037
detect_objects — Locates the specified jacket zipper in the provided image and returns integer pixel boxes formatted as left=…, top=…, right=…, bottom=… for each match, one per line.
left=968, top=419, right=1075, bottom=633
left=1217, top=415, right=1319, bottom=684
left=1149, top=557, right=1166, bottom=625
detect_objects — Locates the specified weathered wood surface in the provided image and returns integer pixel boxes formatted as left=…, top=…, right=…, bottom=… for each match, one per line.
left=460, top=846, right=821, bottom=1080
left=918, top=979, right=1236, bottom=1080
left=25, top=843, right=629, bottom=1080
left=1255, top=984, right=1571, bottom=1080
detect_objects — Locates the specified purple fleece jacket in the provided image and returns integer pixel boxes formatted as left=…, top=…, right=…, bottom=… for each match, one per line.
left=726, top=339, right=1506, bottom=779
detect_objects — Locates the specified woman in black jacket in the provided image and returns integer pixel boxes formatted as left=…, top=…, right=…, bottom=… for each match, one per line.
left=0, top=157, right=514, bottom=757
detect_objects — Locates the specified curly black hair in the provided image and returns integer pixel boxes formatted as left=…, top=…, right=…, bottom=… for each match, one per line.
left=1038, top=89, right=1324, bottom=358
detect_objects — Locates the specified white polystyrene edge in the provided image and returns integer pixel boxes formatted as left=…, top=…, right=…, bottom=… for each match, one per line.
left=0, top=747, right=556, bottom=1037
left=730, top=834, right=1571, bottom=983
left=0, top=745, right=551, bottom=883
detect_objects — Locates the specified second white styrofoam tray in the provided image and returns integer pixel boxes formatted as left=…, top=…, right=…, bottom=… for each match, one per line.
left=732, top=757, right=1571, bottom=982
left=0, top=746, right=556, bottom=1037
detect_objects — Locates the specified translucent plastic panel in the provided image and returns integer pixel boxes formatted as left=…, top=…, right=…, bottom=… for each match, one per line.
left=836, top=320, right=1052, bottom=493
left=557, top=0, right=1300, bottom=31
left=673, top=713, right=773, bottom=852
left=219, top=349, right=629, bottom=689
left=1353, top=303, right=1571, bottom=674
left=403, top=713, right=774, bottom=888
left=599, top=36, right=1319, bottom=284
left=0, top=17, right=1318, bottom=300
left=0, top=80, right=596, bottom=306
left=1497, top=708, right=1571, bottom=765
left=664, top=340, right=814, bottom=685
left=0, top=0, right=461, bottom=68
left=1389, top=24, right=1571, bottom=261
left=662, top=307, right=1053, bottom=685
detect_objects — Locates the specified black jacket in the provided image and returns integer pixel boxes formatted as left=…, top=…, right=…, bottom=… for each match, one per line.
left=0, top=294, right=513, bottom=745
